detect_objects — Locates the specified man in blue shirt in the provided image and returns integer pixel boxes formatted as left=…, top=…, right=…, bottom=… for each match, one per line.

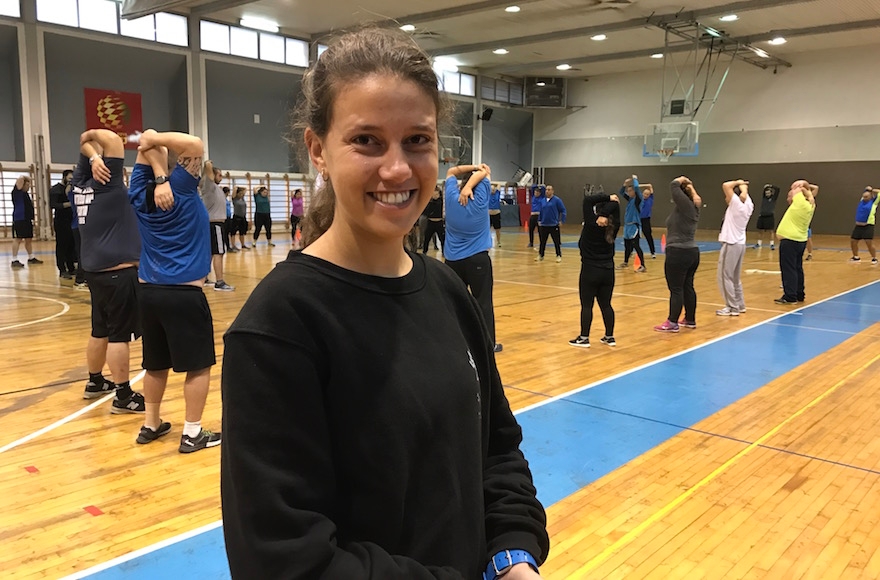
left=444, top=162, right=502, bottom=353
left=126, top=129, right=221, bottom=454
left=536, top=185, right=566, bottom=262
left=528, top=185, right=545, bottom=249
left=10, top=175, right=43, bottom=268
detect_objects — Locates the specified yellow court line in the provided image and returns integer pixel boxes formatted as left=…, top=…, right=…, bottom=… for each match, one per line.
left=572, top=350, right=880, bottom=577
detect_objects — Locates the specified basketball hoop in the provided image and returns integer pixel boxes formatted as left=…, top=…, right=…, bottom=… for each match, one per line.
left=657, top=149, right=675, bottom=163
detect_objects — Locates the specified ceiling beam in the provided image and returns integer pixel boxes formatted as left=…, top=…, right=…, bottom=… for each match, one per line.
left=485, top=18, right=880, bottom=74
left=191, top=0, right=256, bottom=16
left=434, top=0, right=816, bottom=56
left=121, top=0, right=191, bottom=20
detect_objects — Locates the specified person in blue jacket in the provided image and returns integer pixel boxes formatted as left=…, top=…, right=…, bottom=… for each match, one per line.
left=527, top=185, right=544, bottom=248
left=639, top=183, right=656, bottom=258
left=535, top=185, right=566, bottom=262
left=618, top=175, right=647, bottom=272
left=489, top=184, right=502, bottom=248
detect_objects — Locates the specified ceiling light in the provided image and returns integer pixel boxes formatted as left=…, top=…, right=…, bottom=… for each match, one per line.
left=650, top=53, right=664, bottom=59
left=768, top=37, right=787, bottom=45
left=399, top=24, right=416, bottom=32
left=239, top=17, right=279, bottom=33
left=753, top=48, right=770, bottom=58
left=536, top=82, right=546, bottom=87
left=556, top=63, right=572, bottom=70
left=719, top=15, right=738, bottom=22
left=493, top=48, right=509, bottom=55
left=591, top=34, right=607, bottom=41
left=505, top=6, right=520, bottom=12
left=433, top=56, right=460, bottom=73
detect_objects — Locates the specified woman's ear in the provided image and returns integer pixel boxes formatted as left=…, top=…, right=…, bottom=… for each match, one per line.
left=305, top=128, right=326, bottom=176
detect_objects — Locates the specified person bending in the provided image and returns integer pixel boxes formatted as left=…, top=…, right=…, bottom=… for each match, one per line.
left=849, top=186, right=879, bottom=264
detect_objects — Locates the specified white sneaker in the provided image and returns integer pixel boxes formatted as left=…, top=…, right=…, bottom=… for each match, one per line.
left=715, top=307, right=739, bottom=316
left=555, top=256, right=562, bottom=263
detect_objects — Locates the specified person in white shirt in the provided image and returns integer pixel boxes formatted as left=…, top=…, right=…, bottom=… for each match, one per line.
left=716, top=179, right=754, bottom=316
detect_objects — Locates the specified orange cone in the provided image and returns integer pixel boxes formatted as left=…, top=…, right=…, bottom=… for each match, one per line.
left=633, top=253, right=642, bottom=271
left=661, top=233, right=667, bottom=253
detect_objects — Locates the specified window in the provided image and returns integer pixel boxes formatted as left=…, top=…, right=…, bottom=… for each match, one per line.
left=460, top=73, right=476, bottom=97
left=78, top=0, right=118, bottom=34
left=317, top=43, right=328, bottom=58
left=285, top=38, right=308, bottom=68
left=0, top=0, right=20, bottom=18
left=155, top=12, right=187, bottom=47
left=259, top=32, right=285, bottom=63
left=230, top=26, right=258, bottom=59
left=36, top=0, right=79, bottom=26
left=442, top=71, right=460, bottom=95
left=201, top=20, right=230, bottom=54
left=120, top=14, right=155, bottom=41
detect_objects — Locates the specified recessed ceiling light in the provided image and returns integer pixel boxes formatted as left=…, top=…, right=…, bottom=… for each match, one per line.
left=505, top=5, right=520, bottom=12
left=556, top=63, right=572, bottom=70
left=768, top=37, right=787, bottom=45
left=399, top=24, right=416, bottom=32
left=719, top=14, right=738, bottom=22
left=753, top=48, right=770, bottom=58
left=650, top=53, right=664, bottom=59
left=536, top=82, right=546, bottom=87
left=591, top=34, right=607, bottom=41
left=493, top=48, right=509, bottom=55
left=239, top=17, right=279, bottom=33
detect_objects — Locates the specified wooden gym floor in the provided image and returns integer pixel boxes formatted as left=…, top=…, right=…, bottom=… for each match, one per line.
left=0, top=229, right=878, bottom=579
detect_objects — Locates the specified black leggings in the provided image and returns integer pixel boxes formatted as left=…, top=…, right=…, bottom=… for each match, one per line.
left=579, top=263, right=615, bottom=338
left=665, top=246, right=700, bottom=323
left=624, top=236, right=645, bottom=265
left=55, top=218, right=76, bottom=273
left=445, top=251, right=496, bottom=344
left=253, top=212, right=272, bottom=240
left=641, top=218, right=655, bottom=254
left=422, top=219, right=445, bottom=253
left=528, top=214, right=539, bottom=246
left=538, top=225, right=561, bottom=257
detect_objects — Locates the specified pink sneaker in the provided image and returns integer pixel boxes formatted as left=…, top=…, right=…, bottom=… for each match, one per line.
left=654, top=320, right=680, bottom=333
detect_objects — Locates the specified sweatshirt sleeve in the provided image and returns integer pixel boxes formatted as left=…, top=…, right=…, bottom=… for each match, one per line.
left=633, top=178, right=643, bottom=200
left=582, top=194, right=611, bottom=221
left=557, top=197, right=567, bottom=223
left=221, top=331, right=466, bottom=580
left=670, top=180, right=696, bottom=219
left=49, top=185, right=66, bottom=210
left=480, top=347, right=550, bottom=564
left=619, top=185, right=630, bottom=201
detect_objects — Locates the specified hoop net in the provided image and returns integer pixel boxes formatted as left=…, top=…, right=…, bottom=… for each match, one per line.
left=657, top=149, right=675, bottom=163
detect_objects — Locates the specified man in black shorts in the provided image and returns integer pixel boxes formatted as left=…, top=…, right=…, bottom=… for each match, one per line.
left=199, top=160, right=234, bottom=291
left=10, top=175, right=43, bottom=268
left=73, top=129, right=145, bottom=413
left=127, top=129, right=221, bottom=453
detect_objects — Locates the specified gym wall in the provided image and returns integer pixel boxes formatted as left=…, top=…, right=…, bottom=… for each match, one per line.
left=204, top=59, right=301, bottom=173
left=0, top=23, right=24, bottom=162
left=534, top=45, right=880, bottom=235
left=44, top=32, right=188, bottom=166
left=481, top=106, right=533, bottom=182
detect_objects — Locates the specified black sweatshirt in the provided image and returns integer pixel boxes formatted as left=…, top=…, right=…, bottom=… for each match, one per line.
left=578, top=193, right=619, bottom=267
left=221, top=251, right=549, bottom=579
left=424, top=195, right=443, bottom=220
left=49, top=182, right=73, bottom=223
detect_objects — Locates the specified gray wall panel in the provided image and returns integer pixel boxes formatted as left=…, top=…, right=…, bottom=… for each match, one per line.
left=0, top=25, right=23, bottom=161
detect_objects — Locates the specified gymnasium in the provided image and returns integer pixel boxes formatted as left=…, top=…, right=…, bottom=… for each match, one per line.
left=1, top=0, right=879, bottom=577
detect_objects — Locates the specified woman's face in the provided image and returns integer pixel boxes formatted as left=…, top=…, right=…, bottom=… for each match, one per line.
left=306, top=73, right=438, bottom=243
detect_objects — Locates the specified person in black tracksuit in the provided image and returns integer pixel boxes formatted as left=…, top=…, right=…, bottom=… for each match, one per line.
left=421, top=186, right=445, bottom=253
left=570, top=192, right=619, bottom=348
left=50, top=170, right=77, bottom=277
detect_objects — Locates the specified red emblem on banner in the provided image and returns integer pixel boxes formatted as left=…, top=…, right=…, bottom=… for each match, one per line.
left=84, top=88, right=143, bottom=150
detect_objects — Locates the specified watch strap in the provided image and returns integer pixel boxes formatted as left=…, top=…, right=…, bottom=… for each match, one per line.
left=483, top=549, right=538, bottom=580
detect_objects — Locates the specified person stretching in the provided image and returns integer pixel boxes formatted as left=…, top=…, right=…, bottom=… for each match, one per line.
left=716, top=179, right=754, bottom=316
left=618, top=175, right=646, bottom=272
left=640, top=183, right=656, bottom=258
left=849, top=186, right=879, bottom=264
left=527, top=185, right=544, bottom=248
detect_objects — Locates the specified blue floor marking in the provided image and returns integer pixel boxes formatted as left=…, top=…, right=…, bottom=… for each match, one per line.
left=77, top=282, right=878, bottom=578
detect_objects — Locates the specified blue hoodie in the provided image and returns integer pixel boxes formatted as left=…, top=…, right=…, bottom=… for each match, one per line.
left=621, top=178, right=643, bottom=239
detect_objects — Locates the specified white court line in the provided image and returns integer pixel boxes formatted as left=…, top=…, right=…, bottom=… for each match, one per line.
left=514, top=279, right=880, bottom=415
left=0, top=294, right=70, bottom=332
left=59, top=520, right=224, bottom=580
left=0, top=369, right=146, bottom=455
left=766, top=322, right=858, bottom=336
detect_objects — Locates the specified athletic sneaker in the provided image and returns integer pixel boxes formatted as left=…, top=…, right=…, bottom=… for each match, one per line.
left=242, top=243, right=252, bottom=249
left=805, top=254, right=812, bottom=261
left=111, top=391, right=146, bottom=414
left=83, top=379, right=116, bottom=399
left=214, top=280, right=235, bottom=292
left=651, top=254, right=656, bottom=259
left=636, top=265, right=647, bottom=273
left=774, top=297, right=797, bottom=305
left=770, top=242, right=775, bottom=250
left=204, top=278, right=215, bottom=287
left=715, top=307, right=739, bottom=317
left=600, top=336, right=616, bottom=347
left=872, top=258, right=878, bottom=265
left=849, top=256, right=861, bottom=262
left=654, top=320, right=680, bottom=333
left=179, top=429, right=222, bottom=454
left=555, top=256, right=562, bottom=263
left=136, top=422, right=172, bottom=444
left=534, top=255, right=544, bottom=262
left=74, top=282, right=89, bottom=291
left=568, top=336, right=590, bottom=348
left=493, top=343, right=503, bottom=353
left=228, top=246, right=239, bottom=253
left=59, top=271, right=73, bottom=279
left=678, top=319, right=697, bottom=329
left=527, top=244, right=534, bottom=248
left=615, top=262, right=628, bottom=270
left=11, top=260, right=24, bottom=269
left=27, top=257, right=43, bottom=264
left=268, top=241, right=276, bottom=247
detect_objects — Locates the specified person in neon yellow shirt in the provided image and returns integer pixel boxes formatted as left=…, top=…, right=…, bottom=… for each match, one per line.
left=775, top=180, right=818, bottom=305
left=849, top=186, right=880, bottom=264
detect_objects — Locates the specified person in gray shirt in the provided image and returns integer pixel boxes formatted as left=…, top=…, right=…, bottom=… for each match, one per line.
left=199, top=160, right=234, bottom=291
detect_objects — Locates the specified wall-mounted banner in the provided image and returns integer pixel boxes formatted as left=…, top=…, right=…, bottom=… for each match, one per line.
left=84, top=89, right=143, bottom=150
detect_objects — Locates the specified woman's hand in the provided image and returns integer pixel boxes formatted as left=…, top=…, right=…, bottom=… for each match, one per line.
left=596, top=216, right=609, bottom=227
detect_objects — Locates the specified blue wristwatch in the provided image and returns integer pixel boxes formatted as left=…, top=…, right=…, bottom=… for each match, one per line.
left=483, top=549, right=538, bottom=580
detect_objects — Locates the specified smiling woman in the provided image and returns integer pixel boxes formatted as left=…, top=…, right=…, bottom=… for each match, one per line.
left=220, top=26, right=549, bottom=580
